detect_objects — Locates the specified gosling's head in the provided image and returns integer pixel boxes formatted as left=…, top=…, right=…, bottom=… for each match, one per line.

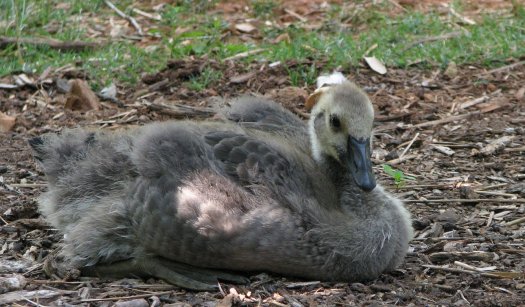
left=307, top=80, right=376, bottom=192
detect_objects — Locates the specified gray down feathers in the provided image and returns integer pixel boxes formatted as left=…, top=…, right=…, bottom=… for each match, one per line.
left=31, top=87, right=413, bottom=282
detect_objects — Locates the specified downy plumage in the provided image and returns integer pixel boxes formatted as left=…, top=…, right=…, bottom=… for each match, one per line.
left=30, top=78, right=413, bottom=290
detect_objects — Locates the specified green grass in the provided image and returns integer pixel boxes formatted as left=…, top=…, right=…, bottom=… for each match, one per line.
left=186, top=66, right=223, bottom=91
left=1, top=0, right=524, bottom=88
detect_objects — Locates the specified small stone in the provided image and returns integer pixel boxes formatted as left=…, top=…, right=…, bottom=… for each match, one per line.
left=443, top=241, right=464, bottom=252
left=0, top=274, right=27, bottom=294
left=444, top=61, right=458, bottom=78
left=459, top=186, right=476, bottom=200
left=436, top=210, right=460, bottom=223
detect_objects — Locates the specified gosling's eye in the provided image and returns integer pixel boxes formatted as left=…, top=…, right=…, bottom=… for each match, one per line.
left=330, top=115, right=341, bottom=130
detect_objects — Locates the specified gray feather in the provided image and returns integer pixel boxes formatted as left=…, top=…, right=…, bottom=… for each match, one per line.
left=31, top=84, right=413, bottom=283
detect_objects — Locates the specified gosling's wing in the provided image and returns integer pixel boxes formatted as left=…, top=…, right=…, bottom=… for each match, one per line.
left=128, top=125, right=323, bottom=263
left=224, top=96, right=308, bottom=145
left=204, top=130, right=317, bottom=199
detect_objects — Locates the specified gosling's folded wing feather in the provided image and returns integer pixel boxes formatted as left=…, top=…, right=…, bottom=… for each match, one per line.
left=226, top=96, right=305, bottom=128
left=132, top=122, right=318, bottom=200
left=124, top=123, right=323, bottom=266
left=225, top=97, right=309, bottom=148
left=204, top=130, right=318, bottom=198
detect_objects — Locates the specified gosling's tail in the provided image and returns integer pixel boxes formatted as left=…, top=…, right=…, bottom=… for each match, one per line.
left=29, top=130, right=98, bottom=184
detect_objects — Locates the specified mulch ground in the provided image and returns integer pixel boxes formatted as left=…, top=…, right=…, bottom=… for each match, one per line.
left=1, top=57, right=524, bottom=306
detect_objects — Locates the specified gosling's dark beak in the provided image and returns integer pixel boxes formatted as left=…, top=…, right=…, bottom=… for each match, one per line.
left=347, top=136, right=376, bottom=191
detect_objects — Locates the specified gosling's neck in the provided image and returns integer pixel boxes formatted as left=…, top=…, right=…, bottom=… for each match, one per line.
left=322, top=155, right=384, bottom=214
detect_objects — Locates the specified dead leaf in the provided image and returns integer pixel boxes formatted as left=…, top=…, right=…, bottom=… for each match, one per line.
left=487, top=83, right=497, bottom=92
left=174, top=26, right=190, bottom=35
left=477, top=97, right=509, bottom=113
left=65, top=79, right=100, bottom=111
left=216, top=294, right=234, bottom=307
left=305, top=87, right=329, bottom=111
left=55, top=2, right=70, bottom=10
left=364, top=56, right=387, bottom=74
left=235, top=23, right=256, bottom=33
left=272, top=33, right=290, bottom=44
left=0, top=112, right=16, bottom=132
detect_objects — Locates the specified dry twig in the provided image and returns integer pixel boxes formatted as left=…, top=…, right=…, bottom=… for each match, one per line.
left=399, top=132, right=420, bottom=159
left=423, top=265, right=524, bottom=279
left=404, top=198, right=525, bottom=204
left=80, top=291, right=175, bottom=302
left=284, top=9, right=307, bottom=22
left=104, top=0, right=144, bottom=36
left=403, top=31, right=463, bottom=51
left=504, top=216, right=525, bottom=227
left=482, top=60, right=525, bottom=76
left=0, top=36, right=102, bottom=51
left=459, top=89, right=501, bottom=109
left=224, top=49, right=266, bottom=61
left=141, top=102, right=215, bottom=119
left=447, top=5, right=476, bottom=25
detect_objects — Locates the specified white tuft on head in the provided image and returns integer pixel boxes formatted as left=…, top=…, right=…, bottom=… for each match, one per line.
left=316, top=72, right=348, bottom=89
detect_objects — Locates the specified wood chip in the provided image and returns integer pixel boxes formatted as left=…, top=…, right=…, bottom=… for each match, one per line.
left=0, top=83, right=19, bottom=89
left=229, top=72, right=256, bottom=83
left=515, top=86, right=525, bottom=100
left=285, top=281, right=321, bottom=288
left=0, top=289, right=73, bottom=305
left=0, top=111, right=16, bottom=132
left=476, top=135, right=515, bottom=156
left=65, top=79, right=101, bottom=111
left=431, top=144, right=455, bottom=156
left=429, top=251, right=497, bottom=263
left=14, top=73, right=34, bottom=86
left=114, top=298, right=149, bottom=307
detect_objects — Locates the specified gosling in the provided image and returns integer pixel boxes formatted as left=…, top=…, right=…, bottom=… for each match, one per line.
left=30, top=81, right=413, bottom=290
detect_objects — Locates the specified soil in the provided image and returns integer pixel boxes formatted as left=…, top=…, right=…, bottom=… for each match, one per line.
left=1, top=58, right=524, bottom=306
left=1, top=0, right=525, bottom=305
